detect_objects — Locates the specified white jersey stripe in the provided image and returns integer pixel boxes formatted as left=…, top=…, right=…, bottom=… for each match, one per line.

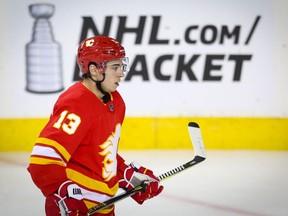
left=81, top=186, right=115, bottom=203
left=31, top=145, right=66, bottom=165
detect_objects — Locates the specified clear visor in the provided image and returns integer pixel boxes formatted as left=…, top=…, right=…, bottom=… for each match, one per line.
left=101, top=57, right=129, bottom=73
left=121, top=57, right=130, bottom=73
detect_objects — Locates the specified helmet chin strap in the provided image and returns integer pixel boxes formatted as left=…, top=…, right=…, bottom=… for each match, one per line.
left=89, top=74, right=111, bottom=103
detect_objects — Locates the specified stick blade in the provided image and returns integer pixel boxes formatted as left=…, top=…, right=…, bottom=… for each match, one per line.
left=188, top=122, right=206, bottom=159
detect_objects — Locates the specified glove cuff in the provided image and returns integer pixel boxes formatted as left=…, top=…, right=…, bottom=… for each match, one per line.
left=58, top=180, right=84, bottom=201
left=58, top=180, right=73, bottom=195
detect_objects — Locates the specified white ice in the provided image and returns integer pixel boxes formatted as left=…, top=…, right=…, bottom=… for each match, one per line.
left=0, top=150, right=287, bottom=216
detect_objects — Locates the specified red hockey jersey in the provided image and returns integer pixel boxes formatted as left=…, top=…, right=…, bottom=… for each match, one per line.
left=28, top=81, right=128, bottom=214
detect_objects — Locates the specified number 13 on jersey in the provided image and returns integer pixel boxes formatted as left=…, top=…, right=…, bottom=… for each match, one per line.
left=53, top=110, right=81, bottom=135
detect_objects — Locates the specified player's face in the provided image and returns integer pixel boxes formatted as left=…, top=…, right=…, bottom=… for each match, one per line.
left=101, top=59, right=125, bottom=92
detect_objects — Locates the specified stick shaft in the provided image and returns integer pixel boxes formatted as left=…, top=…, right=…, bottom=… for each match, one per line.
left=158, top=155, right=205, bottom=181
left=88, top=122, right=206, bottom=215
left=89, top=156, right=205, bottom=215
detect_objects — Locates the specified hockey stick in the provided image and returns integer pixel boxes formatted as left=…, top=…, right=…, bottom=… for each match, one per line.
left=88, top=122, right=206, bottom=215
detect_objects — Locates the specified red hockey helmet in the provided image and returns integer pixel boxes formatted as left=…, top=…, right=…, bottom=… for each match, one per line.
left=77, top=36, right=126, bottom=74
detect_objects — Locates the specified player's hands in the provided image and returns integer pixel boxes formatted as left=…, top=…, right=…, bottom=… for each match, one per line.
left=45, top=180, right=88, bottom=216
left=119, top=162, right=164, bottom=204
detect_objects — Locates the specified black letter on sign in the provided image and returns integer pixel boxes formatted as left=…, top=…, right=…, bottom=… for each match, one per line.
left=176, top=55, right=199, bottom=81
left=228, top=55, right=252, bottom=81
left=117, top=16, right=146, bottom=44
left=154, top=55, right=173, bottom=81
left=79, top=16, right=112, bottom=41
left=203, top=55, right=224, bottom=81
left=73, top=16, right=112, bottom=81
left=125, top=55, right=149, bottom=81
left=220, top=25, right=240, bottom=44
left=201, top=25, right=217, bottom=44
left=184, top=26, right=198, bottom=44
left=149, top=16, right=169, bottom=44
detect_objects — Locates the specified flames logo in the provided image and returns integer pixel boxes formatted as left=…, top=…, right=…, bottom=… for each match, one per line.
left=99, top=124, right=121, bottom=181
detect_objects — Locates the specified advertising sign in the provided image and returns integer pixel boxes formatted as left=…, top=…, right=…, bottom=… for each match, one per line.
left=0, top=0, right=287, bottom=118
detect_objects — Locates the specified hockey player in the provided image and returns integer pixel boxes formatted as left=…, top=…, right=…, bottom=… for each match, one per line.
left=28, top=36, right=163, bottom=216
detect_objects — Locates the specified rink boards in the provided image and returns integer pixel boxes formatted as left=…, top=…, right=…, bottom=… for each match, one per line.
left=1, top=117, right=287, bottom=151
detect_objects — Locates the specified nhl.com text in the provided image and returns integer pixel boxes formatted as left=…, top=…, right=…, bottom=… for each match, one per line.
left=73, top=15, right=260, bottom=82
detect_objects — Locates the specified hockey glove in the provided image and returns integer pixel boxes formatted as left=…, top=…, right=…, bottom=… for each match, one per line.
left=119, top=162, right=164, bottom=205
left=45, top=180, right=88, bottom=216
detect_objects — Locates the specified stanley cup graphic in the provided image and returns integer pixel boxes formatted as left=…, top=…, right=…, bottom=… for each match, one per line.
left=26, top=3, right=64, bottom=93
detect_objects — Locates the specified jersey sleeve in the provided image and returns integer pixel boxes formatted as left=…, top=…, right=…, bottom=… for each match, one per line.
left=28, top=95, right=92, bottom=196
left=117, top=153, right=128, bottom=180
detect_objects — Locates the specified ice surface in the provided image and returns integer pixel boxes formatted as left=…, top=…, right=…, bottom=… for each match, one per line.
left=0, top=150, right=287, bottom=216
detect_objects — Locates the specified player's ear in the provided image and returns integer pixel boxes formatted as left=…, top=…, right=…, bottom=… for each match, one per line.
left=89, top=64, right=97, bottom=72
left=89, top=64, right=98, bottom=76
